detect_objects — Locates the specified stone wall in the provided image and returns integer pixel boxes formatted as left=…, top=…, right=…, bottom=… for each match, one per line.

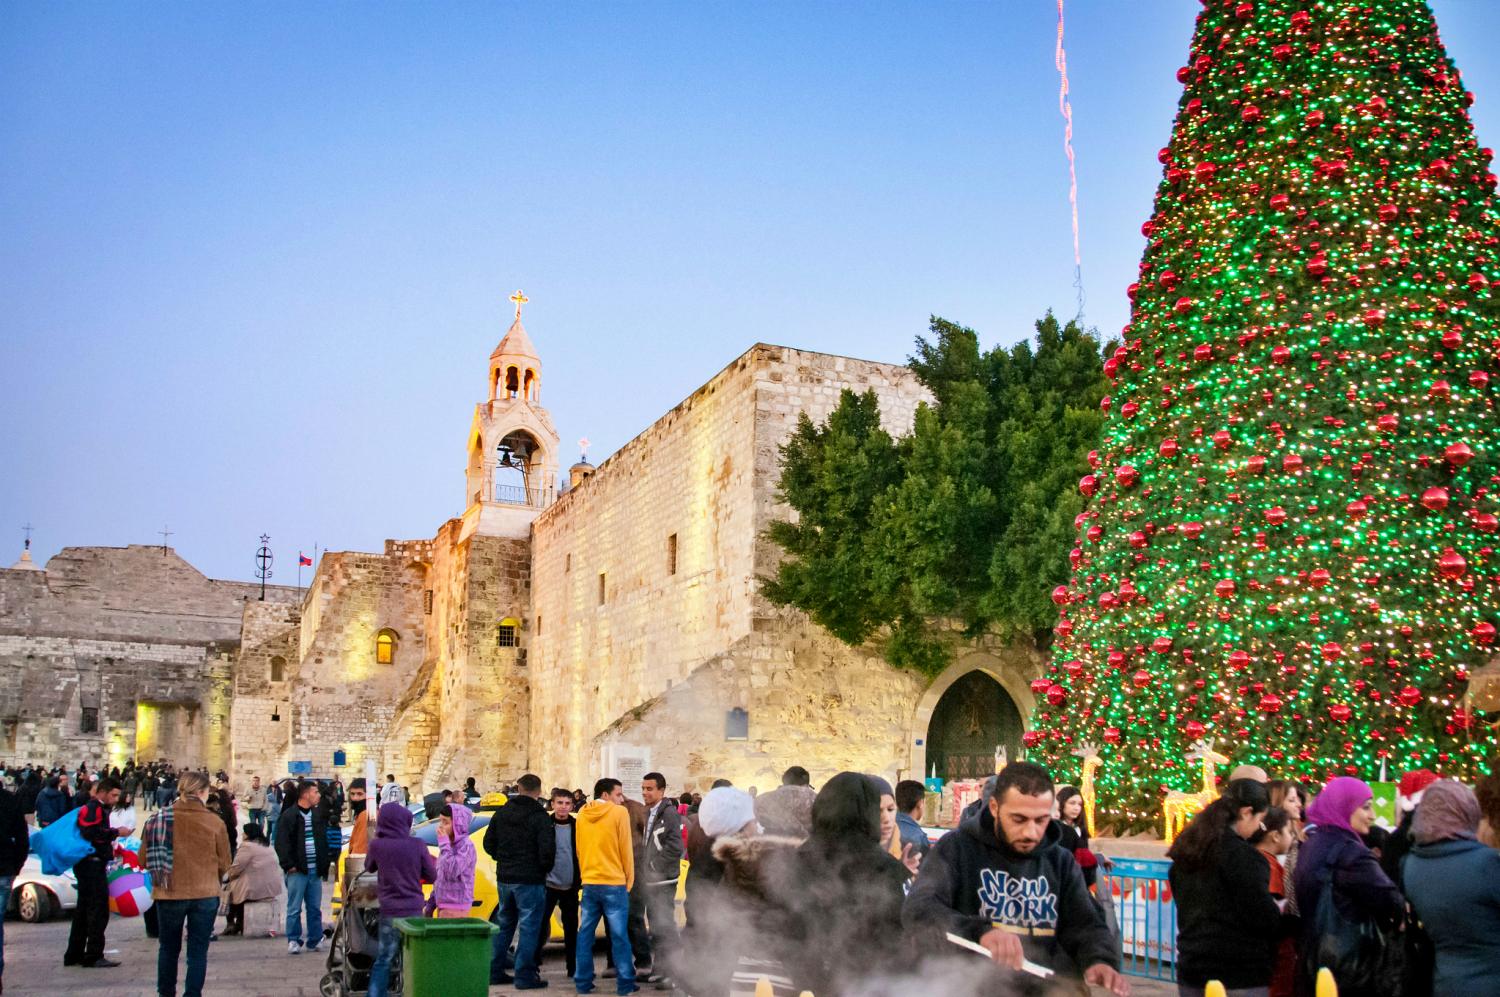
left=528, top=344, right=933, bottom=787
left=0, top=545, right=297, bottom=770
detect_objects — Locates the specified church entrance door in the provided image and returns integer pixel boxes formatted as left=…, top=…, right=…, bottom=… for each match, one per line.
left=924, top=670, right=1023, bottom=782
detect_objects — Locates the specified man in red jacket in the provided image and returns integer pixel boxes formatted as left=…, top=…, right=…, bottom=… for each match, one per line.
left=65, top=776, right=125, bottom=969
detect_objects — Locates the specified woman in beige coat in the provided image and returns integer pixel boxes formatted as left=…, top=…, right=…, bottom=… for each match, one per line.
left=223, top=823, right=285, bottom=936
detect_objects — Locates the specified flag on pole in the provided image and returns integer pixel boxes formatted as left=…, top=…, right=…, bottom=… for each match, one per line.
left=298, top=552, right=313, bottom=567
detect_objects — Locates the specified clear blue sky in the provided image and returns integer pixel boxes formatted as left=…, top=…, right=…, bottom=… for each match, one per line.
left=5, top=2, right=1500, bottom=583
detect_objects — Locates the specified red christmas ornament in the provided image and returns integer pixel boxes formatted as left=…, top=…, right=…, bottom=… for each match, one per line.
left=1430, top=380, right=1453, bottom=400
left=1309, top=568, right=1331, bottom=587
left=1378, top=203, right=1398, bottom=222
left=1214, top=579, right=1237, bottom=599
left=1175, top=296, right=1195, bottom=314
left=1329, top=703, right=1352, bottom=723
left=1132, top=669, right=1153, bottom=688
left=1472, top=621, right=1496, bottom=645
left=1242, top=104, right=1262, bottom=123
left=1445, top=442, right=1475, bottom=466
left=1228, top=650, right=1250, bottom=669
left=1103, top=726, right=1122, bottom=745
left=1184, top=719, right=1206, bottom=739
left=1031, top=677, right=1054, bottom=694
left=1051, top=585, right=1070, bottom=606
left=1063, top=659, right=1084, bottom=679
left=1475, top=512, right=1499, bottom=534
left=1129, top=531, right=1149, bottom=549
left=1398, top=686, right=1424, bottom=707
left=1122, top=401, right=1140, bottom=419
left=1181, top=521, right=1205, bottom=540
left=1079, top=474, right=1098, bottom=497
left=1160, top=438, right=1180, bottom=458
left=1247, top=454, right=1267, bottom=474
left=1422, top=487, right=1451, bottom=511
left=1282, top=453, right=1304, bottom=473
left=1151, top=636, right=1173, bottom=655
left=1115, top=465, right=1140, bottom=488
left=1046, top=684, right=1068, bottom=706
left=1376, top=413, right=1400, bottom=432
left=1362, top=308, right=1386, bottom=328
left=1258, top=693, right=1283, bottom=714
left=1269, top=193, right=1290, bottom=212
left=1022, top=730, right=1042, bottom=748
left=1322, top=642, right=1343, bottom=661
left=1438, top=547, right=1468, bottom=579
left=1213, top=430, right=1233, bottom=450
left=1347, top=499, right=1369, bottom=520
left=1265, top=506, right=1288, bottom=526
left=1271, top=345, right=1291, bottom=364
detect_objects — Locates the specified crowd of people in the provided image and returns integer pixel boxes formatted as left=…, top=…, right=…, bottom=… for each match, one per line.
left=1166, top=765, right=1500, bottom=997
left=0, top=756, right=1495, bottom=997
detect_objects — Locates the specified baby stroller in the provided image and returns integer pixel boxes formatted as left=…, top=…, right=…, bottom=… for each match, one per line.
left=319, top=869, right=397, bottom=997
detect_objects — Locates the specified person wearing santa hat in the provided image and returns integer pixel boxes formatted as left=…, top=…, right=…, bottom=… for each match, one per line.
left=1380, top=768, right=1439, bottom=886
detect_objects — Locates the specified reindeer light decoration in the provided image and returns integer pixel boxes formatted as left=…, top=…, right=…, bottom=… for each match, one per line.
left=1071, top=742, right=1102, bottom=833
left=1162, top=739, right=1230, bottom=844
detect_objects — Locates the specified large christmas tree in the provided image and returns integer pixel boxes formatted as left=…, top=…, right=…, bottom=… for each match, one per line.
left=1033, top=0, right=1500, bottom=830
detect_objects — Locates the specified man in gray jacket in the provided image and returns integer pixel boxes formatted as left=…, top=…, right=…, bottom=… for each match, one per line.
left=639, top=773, right=684, bottom=987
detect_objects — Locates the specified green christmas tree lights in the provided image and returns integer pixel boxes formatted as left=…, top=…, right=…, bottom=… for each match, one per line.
left=1032, top=0, right=1500, bottom=830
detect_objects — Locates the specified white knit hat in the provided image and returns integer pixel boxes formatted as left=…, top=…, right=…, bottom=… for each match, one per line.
left=698, top=786, right=758, bottom=838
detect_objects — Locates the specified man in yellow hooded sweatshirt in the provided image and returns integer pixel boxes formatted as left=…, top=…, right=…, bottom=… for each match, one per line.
left=574, top=778, right=637, bottom=996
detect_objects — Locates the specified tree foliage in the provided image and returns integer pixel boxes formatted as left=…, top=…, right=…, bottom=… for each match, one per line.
left=762, top=313, right=1111, bottom=676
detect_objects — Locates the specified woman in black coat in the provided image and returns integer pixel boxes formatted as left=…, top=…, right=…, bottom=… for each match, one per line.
left=788, top=772, right=909, bottom=997
left=1167, top=778, right=1282, bottom=996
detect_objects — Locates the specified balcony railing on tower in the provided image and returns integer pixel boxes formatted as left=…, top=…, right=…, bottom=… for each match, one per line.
left=493, top=483, right=556, bottom=508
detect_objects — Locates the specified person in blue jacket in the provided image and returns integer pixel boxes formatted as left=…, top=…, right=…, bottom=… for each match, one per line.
left=1402, top=779, right=1500, bottom=996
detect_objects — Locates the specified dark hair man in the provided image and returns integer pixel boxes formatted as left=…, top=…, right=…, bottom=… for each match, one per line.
left=781, top=766, right=811, bottom=788
left=903, top=762, right=1128, bottom=996
left=574, top=778, right=636, bottom=995
left=639, top=772, right=683, bottom=985
left=65, top=776, right=125, bottom=968
left=894, top=779, right=931, bottom=863
left=532, top=788, right=582, bottom=978
left=274, top=780, right=329, bottom=955
left=484, top=773, right=554, bottom=989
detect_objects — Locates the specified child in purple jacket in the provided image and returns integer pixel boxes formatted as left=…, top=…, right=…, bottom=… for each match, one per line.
left=425, top=803, right=477, bottom=917
left=365, top=802, right=437, bottom=997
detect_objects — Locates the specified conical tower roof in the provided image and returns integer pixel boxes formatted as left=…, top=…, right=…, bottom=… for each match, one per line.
left=491, top=316, right=539, bottom=363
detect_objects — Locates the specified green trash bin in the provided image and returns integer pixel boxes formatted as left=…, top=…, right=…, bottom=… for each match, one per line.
left=395, top=916, right=498, bottom=997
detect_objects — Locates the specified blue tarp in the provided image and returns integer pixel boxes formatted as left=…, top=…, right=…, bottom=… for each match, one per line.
left=31, top=809, right=92, bottom=875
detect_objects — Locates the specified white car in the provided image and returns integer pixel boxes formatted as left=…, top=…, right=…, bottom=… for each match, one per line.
left=11, top=853, right=78, bottom=922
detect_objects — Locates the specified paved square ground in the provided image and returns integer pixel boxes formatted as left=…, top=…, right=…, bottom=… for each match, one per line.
left=0, top=903, right=1176, bottom=996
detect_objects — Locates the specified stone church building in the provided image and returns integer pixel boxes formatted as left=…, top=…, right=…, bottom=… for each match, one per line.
left=1, top=310, right=1043, bottom=792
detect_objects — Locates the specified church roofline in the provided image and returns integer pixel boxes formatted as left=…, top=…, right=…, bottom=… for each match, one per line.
left=541, top=341, right=915, bottom=519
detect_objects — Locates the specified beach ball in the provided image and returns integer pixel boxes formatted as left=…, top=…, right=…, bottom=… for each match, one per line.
left=107, top=866, right=153, bottom=917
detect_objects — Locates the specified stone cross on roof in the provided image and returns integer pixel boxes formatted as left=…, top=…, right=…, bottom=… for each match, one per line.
left=509, top=289, right=529, bottom=320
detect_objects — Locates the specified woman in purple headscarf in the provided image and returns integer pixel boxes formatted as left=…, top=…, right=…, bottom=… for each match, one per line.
left=1290, top=777, right=1404, bottom=997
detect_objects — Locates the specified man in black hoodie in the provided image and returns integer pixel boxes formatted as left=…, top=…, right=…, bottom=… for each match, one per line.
left=904, top=762, right=1128, bottom=996
left=484, top=773, right=555, bottom=989
left=0, top=777, right=29, bottom=991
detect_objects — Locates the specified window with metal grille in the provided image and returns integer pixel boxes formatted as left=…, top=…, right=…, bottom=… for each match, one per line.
left=80, top=708, right=99, bottom=734
left=497, top=623, right=518, bottom=647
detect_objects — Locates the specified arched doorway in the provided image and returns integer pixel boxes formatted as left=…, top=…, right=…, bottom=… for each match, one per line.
left=923, top=670, right=1024, bottom=782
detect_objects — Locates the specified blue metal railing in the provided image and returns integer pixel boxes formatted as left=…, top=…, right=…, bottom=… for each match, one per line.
left=1101, top=857, right=1176, bottom=981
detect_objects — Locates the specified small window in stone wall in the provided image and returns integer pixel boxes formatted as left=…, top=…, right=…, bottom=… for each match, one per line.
left=598, top=572, right=607, bottom=605
left=565, top=552, right=572, bottom=573
left=80, top=708, right=99, bottom=735
left=725, top=708, right=749, bottom=741
left=536, top=615, right=542, bottom=636
left=375, top=629, right=398, bottom=664
left=497, top=618, right=519, bottom=647
left=424, top=590, right=434, bottom=615
left=667, top=533, right=678, bottom=576
left=270, top=655, right=286, bottom=682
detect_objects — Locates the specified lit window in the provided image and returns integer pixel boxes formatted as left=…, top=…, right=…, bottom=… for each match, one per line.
left=270, top=656, right=286, bottom=682
left=498, top=618, right=520, bottom=648
left=375, top=630, right=398, bottom=664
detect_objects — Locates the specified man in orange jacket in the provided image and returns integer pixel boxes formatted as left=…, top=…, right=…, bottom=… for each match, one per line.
left=574, top=778, right=637, bottom=995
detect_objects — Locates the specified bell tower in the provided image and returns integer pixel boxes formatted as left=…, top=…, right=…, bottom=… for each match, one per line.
left=460, top=290, right=562, bottom=540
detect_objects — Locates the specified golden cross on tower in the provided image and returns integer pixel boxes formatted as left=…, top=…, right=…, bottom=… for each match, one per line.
left=509, top=289, right=529, bottom=319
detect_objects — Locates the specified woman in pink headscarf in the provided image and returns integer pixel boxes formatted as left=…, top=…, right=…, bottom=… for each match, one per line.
left=1290, top=777, right=1404, bottom=997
